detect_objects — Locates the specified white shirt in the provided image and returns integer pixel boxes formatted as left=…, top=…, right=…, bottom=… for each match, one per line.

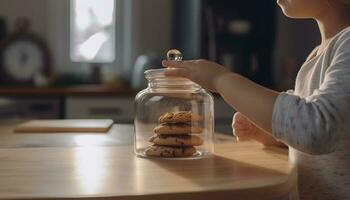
left=272, top=27, right=350, bottom=199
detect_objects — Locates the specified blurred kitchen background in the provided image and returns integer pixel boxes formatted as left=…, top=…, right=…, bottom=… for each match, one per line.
left=0, top=0, right=319, bottom=133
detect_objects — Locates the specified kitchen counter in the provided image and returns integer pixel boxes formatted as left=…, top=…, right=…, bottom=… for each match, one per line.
left=0, top=122, right=297, bottom=200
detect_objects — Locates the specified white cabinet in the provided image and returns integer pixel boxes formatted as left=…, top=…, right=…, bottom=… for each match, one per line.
left=66, top=97, right=135, bottom=123
left=0, top=97, right=61, bottom=119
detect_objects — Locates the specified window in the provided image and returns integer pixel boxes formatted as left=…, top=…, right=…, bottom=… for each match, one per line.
left=70, top=0, right=116, bottom=63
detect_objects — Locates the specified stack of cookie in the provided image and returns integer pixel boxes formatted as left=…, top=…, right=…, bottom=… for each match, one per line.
left=145, top=111, right=204, bottom=158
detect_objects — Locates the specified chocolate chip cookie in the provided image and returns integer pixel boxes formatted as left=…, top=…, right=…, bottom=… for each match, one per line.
left=153, top=123, right=203, bottom=134
left=149, top=134, right=203, bottom=147
left=158, top=111, right=203, bottom=123
left=145, top=145, right=196, bottom=157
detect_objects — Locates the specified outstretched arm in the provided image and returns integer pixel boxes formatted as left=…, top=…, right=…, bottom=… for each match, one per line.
left=163, top=35, right=350, bottom=155
left=162, top=59, right=279, bottom=134
left=217, top=73, right=279, bottom=133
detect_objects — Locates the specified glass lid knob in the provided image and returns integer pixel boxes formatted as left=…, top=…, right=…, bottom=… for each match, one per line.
left=167, top=49, right=183, bottom=61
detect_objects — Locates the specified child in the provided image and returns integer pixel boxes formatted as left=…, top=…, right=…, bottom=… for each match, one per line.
left=162, top=0, right=350, bottom=199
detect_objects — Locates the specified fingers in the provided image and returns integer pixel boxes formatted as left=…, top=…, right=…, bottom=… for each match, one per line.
left=162, top=61, right=193, bottom=79
left=162, top=59, right=202, bottom=68
left=232, top=112, right=257, bottom=142
left=233, top=122, right=254, bottom=135
left=233, top=112, right=248, bottom=122
left=236, top=135, right=251, bottom=142
left=162, top=60, right=191, bottom=68
left=164, top=68, right=190, bottom=78
left=234, top=129, right=253, bottom=141
left=232, top=112, right=241, bottom=124
left=234, top=126, right=252, bottom=132
left=232, top=112, right=250, bottom=128
left=233, top=125, right=254, bottom=135
left=233, top=118, right=250, bottom=126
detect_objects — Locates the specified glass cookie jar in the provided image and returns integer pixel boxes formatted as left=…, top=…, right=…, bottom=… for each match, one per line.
left=134, top=68, right=214, bottom=159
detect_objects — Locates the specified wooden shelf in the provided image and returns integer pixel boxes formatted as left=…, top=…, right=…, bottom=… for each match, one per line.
left=0, top=84, right=139, bottom=97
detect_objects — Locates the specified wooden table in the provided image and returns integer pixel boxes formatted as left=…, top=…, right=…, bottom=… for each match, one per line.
left=0, top=122, right=297, bottom=200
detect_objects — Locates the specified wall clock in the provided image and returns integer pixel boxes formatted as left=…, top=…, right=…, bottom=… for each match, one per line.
left=0, top=18, right=51, bottom=86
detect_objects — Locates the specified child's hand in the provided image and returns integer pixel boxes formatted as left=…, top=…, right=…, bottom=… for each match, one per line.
left=162, top=59, right=230, bottom=92
left=232, top=112, right=257, bottom=141
left=232, top=112, right=287, bottom=147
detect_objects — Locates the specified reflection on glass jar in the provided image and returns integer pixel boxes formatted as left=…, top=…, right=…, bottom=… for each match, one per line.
left=134, top=69, right=214, bottom=159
